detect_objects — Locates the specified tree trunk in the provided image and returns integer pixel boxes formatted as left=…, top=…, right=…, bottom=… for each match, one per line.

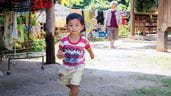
left=45, top=1, right=56, bottom=64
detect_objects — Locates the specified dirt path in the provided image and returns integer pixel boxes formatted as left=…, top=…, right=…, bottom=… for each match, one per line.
left=0, top=40, right=171, bottom=96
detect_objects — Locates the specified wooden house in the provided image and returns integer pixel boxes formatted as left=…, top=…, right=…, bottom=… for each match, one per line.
left=130, top=0, right=171, bottom=52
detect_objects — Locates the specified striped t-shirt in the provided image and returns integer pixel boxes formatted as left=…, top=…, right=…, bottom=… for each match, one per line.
left=59, top=35, right=90, bottom=70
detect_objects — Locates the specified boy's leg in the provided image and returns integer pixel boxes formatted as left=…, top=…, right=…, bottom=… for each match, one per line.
left=70, top=85, right=79, bottom=96
left=69, top=69, right=84, bottom=96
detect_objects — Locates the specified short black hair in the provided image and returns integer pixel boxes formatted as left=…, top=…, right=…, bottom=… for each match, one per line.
left=66, top=13, right=85, bottom=25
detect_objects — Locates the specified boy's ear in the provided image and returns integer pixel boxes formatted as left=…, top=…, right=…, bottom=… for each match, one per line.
left=81, top=25, right=84, bottom=30
left=81, top=25, right=85, bottom=32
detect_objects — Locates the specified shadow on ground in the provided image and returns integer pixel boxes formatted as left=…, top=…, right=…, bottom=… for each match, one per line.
left=0, top=60, right=171, bottom=96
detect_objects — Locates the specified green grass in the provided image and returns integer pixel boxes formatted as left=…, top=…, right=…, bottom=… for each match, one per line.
left=137, top=87, right=164, bottom=95
left=137, top=78, right=171, bottom=96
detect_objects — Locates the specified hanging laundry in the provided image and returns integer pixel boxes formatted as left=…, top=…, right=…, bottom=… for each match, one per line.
left=32, top=0, right=44, bottom=10
left=44, top=0, right=53, bottom=9
left=11, top=12, right=18, bottom=41
left=31, top=25, right=41, bottom=38
left=83, top=10, right=94, bottom=37
left=3, top=12, right=15, bottom=50
left=36, top=11, right=46, bottom=23
left=96, top=11, right=104, bottom=25
left=121, top=17, right=126, bottom=25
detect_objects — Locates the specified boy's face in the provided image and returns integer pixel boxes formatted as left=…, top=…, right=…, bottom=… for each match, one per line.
left=67, top=19, right=84, bottom=35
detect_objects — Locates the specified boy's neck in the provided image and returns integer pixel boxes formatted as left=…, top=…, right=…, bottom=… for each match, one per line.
left=69, top=34, right=80, bottom=38
left=69, top=34, right=81, bottom=43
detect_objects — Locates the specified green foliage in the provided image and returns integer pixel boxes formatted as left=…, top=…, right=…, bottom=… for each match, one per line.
left=119, top=25, right=130, bottom=38
left=134, top=0, right=158, bottom=12
left=118, top=4, right=127, bottom=11
left=17, top=16, right=26, bottom=24
left=59, top=0, right=83, bottom=8
left=31, top=39, right=45, bottom=52
left=72, top=0, right=91, bottom=9
left=87, top=0, right=110, bottom=10
left=0, top=15, right=4, bottom=25
left=59, top=0, right=130, bottom=10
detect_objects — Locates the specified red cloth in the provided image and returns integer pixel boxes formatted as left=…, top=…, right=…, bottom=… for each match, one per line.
left=32, top=0, right=44, bottom=10
left=44, top=0, right=53, bottom=9
left=121, top=17, right=126, bottom=25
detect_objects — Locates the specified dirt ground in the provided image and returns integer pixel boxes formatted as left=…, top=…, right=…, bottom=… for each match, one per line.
left=0, top=40, right=171, bottom=96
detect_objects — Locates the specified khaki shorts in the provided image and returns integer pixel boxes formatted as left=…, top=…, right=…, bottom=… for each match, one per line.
left=107, top=27, right=119, bottom=40
left=58, top=68, right=84, bottom=86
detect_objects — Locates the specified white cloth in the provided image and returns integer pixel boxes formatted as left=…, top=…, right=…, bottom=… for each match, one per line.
left=3, top=12, right=13, bottom=50
left=3, top=12, right=18, bottom=50
left=11, top=12, right=18, bottom=40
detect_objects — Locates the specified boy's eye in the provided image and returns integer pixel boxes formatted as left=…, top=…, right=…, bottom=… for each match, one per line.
left=69, top=25, right=72, bottom=27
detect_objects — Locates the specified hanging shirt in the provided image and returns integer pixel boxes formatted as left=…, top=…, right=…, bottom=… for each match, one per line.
left=32, top=0, right=44, bottom=10
left=44, top=0, right=53, bottom=9
left=110, top=11, right=118, bottom=28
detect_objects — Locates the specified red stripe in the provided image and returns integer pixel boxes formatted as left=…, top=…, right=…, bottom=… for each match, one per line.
left=61, top=35, right=88, bottom=44
left=64, top=60, right=85, bottom=66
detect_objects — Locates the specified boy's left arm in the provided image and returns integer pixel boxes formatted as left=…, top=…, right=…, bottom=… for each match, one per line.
left=86, top=47, right=94, bottom=59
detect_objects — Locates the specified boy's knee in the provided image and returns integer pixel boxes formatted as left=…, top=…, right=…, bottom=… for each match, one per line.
left=70, top=85, right=79, bottom=89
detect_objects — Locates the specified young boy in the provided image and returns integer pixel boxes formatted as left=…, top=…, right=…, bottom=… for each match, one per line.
left=57, top=13, right=94, bottom=96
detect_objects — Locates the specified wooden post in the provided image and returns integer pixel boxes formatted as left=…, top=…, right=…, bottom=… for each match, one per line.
left=130, top=0, right=135, bottom=37
left=157, top=31, right=168, bottom=52
left=45, top=0, right=56, bottom=64
left=157, top=0, right=170, bottom=52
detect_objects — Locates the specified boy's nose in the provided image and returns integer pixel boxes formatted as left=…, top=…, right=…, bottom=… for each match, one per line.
left=72, top=27, right=77, bottom=30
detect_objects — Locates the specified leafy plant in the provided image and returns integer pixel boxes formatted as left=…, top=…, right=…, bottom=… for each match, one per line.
left=31, top=39, right=45, bottom=52
left=119, top=25, right=130, bottom=38
left=0, top=15, right=4, bottom=25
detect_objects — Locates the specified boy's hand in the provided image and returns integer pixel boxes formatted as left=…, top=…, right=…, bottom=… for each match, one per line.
left=90, top=53, right=94, bottom=59
left=57, top=50, right=65, bottom=59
